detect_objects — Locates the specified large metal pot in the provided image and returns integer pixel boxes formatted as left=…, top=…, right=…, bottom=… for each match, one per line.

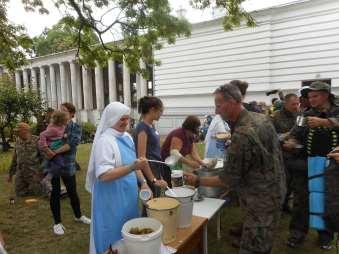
left=197, top=166, right=225, bottom=198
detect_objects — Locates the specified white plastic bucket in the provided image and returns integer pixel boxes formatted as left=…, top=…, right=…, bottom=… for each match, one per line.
left=165, top=187, right=195, bottom=228
left=121, top=217, right=163, bottom=254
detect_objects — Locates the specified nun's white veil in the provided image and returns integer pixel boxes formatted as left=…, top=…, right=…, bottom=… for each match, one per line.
left=85, top=102, right=130, bottom=193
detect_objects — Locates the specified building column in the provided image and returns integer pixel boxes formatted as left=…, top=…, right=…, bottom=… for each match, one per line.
left=82, top=66, right=93, bottom=110
left=40, top=67, right=47, bottom=101
left=59, top=62, right=67, bottom=103
left=49, top=64, right=57, bottom=108
left=136, top=60, right=148, bottom=101
left=23, top=69, right=29, bottom=92
left=123, top=58, right=131, bottom=107
left=108, top=59, right=117, bottom=102
left=15, top=71, right=21, bottom=91
left=31, top=68, right=38, bottom=91
left=70, top=61, right=81, bottom=109
left=95, top=63, right=105, bottom=111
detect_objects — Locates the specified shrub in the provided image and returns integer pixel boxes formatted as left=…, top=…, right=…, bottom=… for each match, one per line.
left=81, top=122, right=96, bottom=143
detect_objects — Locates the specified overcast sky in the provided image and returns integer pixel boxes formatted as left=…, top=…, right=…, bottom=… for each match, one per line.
left=8, top=0, right=298, bottom=38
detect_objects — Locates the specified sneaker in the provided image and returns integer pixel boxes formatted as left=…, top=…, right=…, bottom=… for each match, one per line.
left=75, top=215, right=91, bottom=224
left=53, top=223, right=65, bottom=235
left=320, top=244, right=332, bottom=251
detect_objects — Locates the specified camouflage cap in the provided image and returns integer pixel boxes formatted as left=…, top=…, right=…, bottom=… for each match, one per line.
left=309, top=81, right=331, bottom=93
left=14, top=122, right=30, bottom=132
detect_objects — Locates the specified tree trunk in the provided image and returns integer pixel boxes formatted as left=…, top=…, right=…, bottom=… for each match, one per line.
left=0, top=128, right=10, bottom=152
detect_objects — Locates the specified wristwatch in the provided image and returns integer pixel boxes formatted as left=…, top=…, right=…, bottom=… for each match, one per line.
left=152, top=178, right=157, bottom=184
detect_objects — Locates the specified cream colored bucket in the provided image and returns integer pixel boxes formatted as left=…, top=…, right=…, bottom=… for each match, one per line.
left=146, top=197, right=180, bottom=244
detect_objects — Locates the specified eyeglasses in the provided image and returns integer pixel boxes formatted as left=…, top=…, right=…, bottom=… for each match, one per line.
left=119, top=117, right=130, bottom=122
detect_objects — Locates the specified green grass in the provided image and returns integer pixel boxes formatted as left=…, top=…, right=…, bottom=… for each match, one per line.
left=0, top=144, right=336, bottom=253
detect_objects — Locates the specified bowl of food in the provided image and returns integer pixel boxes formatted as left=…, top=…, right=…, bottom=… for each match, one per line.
left=215, top=132, right=231, bottom=140
left=202, top=158, right=218, bottom=169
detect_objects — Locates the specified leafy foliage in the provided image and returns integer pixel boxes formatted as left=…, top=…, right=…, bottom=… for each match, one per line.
left=0, top=0, right=32, bottom=72
left=0, top=75, right=47, bottom=151
left=190, top=0, right=256, bottom=30
left=32, top=17, right=99, bottom=57
left=80, top=122, right=96, bottom=143
left=1, top=0, right=255, bottom=75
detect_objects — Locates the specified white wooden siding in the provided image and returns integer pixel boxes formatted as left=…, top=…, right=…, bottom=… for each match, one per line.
left=154, top=0, right=339, bottom=134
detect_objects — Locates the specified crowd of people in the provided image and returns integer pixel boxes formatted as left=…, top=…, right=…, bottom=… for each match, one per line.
left=2, top=79, right=339, bottom=254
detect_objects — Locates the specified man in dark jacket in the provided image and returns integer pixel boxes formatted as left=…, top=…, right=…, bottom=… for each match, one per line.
left=286, top=81, right=339, bottom=250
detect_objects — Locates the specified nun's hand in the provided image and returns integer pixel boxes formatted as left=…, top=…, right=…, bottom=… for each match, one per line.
left=133, top=157, right=148, bottom=170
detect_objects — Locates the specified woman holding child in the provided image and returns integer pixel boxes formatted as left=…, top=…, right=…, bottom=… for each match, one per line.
left=43, top=102, right=90, bottom=236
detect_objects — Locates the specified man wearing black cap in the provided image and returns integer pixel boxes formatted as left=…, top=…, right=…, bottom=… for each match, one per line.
left=286, top=81, right=339, bottom=250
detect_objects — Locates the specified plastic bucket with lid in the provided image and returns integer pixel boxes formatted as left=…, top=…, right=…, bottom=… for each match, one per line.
left=146, top=197, right=180, bottom=244
left=121, top=217, right=163, bottom=254
left=165, top=187, right=195, bottom=228
left=171, top=170, right=184, bottom=187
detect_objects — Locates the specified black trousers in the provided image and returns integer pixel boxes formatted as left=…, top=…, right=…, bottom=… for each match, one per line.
left=50, top=174, right=81, bottom=224
left=289, top=171, right=334, bottom=245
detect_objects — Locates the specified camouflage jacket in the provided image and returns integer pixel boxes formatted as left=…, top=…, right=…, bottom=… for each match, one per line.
left=9, top=135, right=43, bottom=177
left=271, top=107, right=297, bottom=134
left=220, top=110, right=286, bottom=212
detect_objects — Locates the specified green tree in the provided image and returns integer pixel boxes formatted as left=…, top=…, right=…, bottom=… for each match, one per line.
left=1, top=0, right=255, bottom=74
left=33, top=17, right=99, bottom=57
left=0, top=76, right=47, bottom=151
left=0, top=0, right=32, bottom=72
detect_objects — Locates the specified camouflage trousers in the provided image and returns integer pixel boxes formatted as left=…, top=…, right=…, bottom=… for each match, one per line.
left=289, top=171, right=334, bottom=245
left=239, top=211, right=281, bottom=254
left=15, top=171, right=43, bottom=197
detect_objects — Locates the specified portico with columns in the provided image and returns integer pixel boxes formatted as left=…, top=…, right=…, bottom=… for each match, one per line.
left=14, top=50, right=152, bottom=124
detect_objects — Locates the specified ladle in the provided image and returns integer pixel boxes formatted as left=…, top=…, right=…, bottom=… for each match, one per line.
left=147, top=159, right=171, bottom=166
left=166, top=186, right=178, bottom=197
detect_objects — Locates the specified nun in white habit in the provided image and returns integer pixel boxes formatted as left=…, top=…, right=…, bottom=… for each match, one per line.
left=86, top=102, right=151, bottom=254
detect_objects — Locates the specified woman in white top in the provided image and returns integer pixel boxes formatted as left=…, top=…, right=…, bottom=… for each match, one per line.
left=86, top=102, right=152, bottom=254
left=204, top=114, right=230, bottom=159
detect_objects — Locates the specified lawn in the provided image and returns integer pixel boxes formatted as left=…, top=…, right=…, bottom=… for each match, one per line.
left=0, top=144, right=336, bottom=254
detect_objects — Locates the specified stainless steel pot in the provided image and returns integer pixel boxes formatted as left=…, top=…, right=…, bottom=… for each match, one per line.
left=197, top=167, right=225, bottom=198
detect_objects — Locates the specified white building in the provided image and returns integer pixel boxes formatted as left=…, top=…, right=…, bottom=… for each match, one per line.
left=14, top=0, right=339, bottom=134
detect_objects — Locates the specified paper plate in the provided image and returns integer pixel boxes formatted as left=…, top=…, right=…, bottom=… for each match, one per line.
left=25, top=198, right=38, bottom=204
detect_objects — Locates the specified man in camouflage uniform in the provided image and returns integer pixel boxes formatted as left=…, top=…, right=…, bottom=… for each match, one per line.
left=185, top=84, right=286, bottom=254
left=7, top=123, right=43, bottom=196
left=272, top=93, right=300, bottom=212
left=272, top=94, right=299, bottom=134
left=286, top=81, right=339, bottom=250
